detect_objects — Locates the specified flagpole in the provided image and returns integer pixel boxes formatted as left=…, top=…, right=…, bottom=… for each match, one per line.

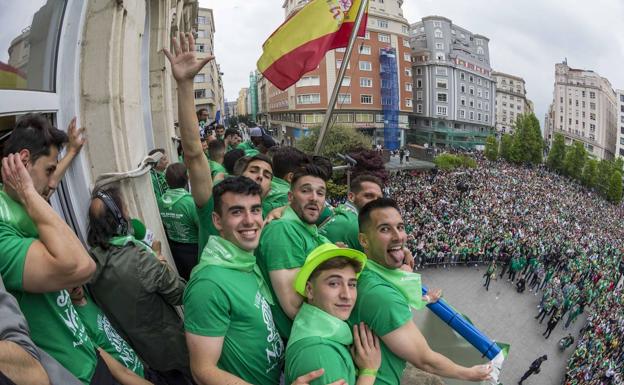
left=313, top=0, right=369, bottom=155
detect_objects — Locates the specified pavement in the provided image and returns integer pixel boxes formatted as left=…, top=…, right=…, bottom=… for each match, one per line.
left=399, top=265, right=585, bottom=385
left=386, top=154, right=435, bottom=171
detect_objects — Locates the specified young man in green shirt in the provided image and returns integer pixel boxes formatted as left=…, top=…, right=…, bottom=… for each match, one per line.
left=158, top=162, right=200, bottom=280
left=183, top=176, right=284, bottom=385
left=286, top=243, right=381, bottom=385
left=350, top=198, right=492, bottom=385
left=237, top=126, right=262, bottom=156
left=320, top=174, right=384, bottom=252
left=223, top=128, right=243, bottom=152
left=215, top=124, right=225, bottom=141
left=257, top=164, right=331, bottom=339
left=0, top=114, right=115, bottom=384
left=207, top=140, right=227, bottom=183
left=148, top=148, right=169, bottom=201
left=262, top=146, right=310, bottom=216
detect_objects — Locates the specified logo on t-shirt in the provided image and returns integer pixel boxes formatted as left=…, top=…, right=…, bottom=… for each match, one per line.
left=255, top=291, right=284, bottom=373
left=98, top=314, right=143, bottom=373
left=57, top=291, right=91, bottom=348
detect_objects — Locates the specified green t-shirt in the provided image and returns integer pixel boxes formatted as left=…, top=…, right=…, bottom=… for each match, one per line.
left=74, top=296, right=145, bottom=377
left=158, top=188, right=200, bottom=244
left=196, top=197, right=219, bottom=254
left=262, top=177, right=290, bottom=217
left=209, top=160, right=228, bottom=181
left=0, top=192, right=98, bottom=384
left=286, top=338, right=355, bottom=385
left=237, top=140, right=260, bottom=156
left=150, top=170, right=168, bottom=200
left=349, top=268, right=413, bottom=385
left=184, top=265, right=284, bottom=385
left=256, top=207, right=329, bottom=339
left=317, top=204, right=334, bottom=226
left=319, top=202, right=362, bottom=251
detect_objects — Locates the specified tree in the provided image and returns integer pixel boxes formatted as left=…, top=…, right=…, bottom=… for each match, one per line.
left=596, top=159, right=615, bottom=197
left=484, top=135, right=498, bottom=161
left=607, top=170, right=623, bottom=203
left=563, top=141, right=587, bottom=180
left=581, top=159, right=598, bottom=189
left=509, top=113, right=542, bottom=165
left=547, top=133, right=566, bottom=172
left=297, top=125, right=372, bottom=162
left=500, top=134, right=513, bottom=161
left=349, top=148, right=389, bottom=183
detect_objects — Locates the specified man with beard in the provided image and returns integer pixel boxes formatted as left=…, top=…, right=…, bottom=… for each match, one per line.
left=256, top=164, right=330, bottom=340
left=319, top=174, right=384, bottom=252
left=349, top=198, right=492, bottom=384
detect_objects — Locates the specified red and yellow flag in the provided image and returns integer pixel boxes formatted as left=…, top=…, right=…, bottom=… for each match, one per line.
left=257, top=0, right=368, bottom=91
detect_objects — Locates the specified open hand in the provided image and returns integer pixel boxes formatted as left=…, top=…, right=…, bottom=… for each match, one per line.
left=351, top=323, right=381, bottom=372
left=66, top=117, right=86, bottom=155
left=291, top=368, right=346, bottom=385
left=163, top=32, right=214, bottom=83
left=465, top=363, right=493, bottom=381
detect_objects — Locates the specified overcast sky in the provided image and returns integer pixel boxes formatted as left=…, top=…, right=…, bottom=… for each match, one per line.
left=201, top=0, right=624, bottom=125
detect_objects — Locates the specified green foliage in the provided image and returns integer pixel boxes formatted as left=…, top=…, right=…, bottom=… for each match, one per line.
left=484, top=135, right=498, bottom=161
left=296, top=125, right=372, bottom=162
left=563, top=141, right=587, bottom=180
left=500, top=134, right=513, bottom=161
left=326, top=179, right=348, bottom=199
left=509, top=113, right=543, bottom=165
left=607, top=170, right=623, bottom=203
left=581, top=159, right=598, bottom=189
left=434, top=154, right=477, bottom=170
left=547, top=133, right=566, bottom=172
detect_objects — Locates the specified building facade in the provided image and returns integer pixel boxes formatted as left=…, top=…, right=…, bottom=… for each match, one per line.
left=492, top=71, right=533, bottom=135
left=409, top=16, right=496, bottom=149
left=266, top=0, right=413, bottom=147
left=544, top=62, right=617, bottom=160
left=617, top=90, right=624, bottom=158
left=236, top=87, right=248, bottom=117
left=193, top=7, right=225, bottom=121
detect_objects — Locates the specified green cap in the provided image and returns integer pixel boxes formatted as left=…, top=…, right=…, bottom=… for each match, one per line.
left=294, top=243, right=367, bottom=296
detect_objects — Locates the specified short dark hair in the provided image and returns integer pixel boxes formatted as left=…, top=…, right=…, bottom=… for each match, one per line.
left=3, top=113, right=68, bottom=162
left=213, top=176, right=262, bottom=215
left=358, top=198, right=400, bottom=232
left=148, top=148, right=165, bottom=156
left=271, top=147, right=310, bottom=179
left=223, top=149, right=245, bottom=174
left=224, top=128, right=241, bottom=139
left=215, top=124, right=225, bottom=131
left=87, top=185, right=125, bottom=249
left=291, top=164, right=329, bottom=189
left=165, top=163, right=188, bottom=189
left=208, top=140, right=225, bottom=159
left=351, top=174, right=383, bottom=193
left=235, top=154, right=273, bottom=176
left=309, top=256, right=363, bottom=281
left=196, top=108, right=208, bottom=118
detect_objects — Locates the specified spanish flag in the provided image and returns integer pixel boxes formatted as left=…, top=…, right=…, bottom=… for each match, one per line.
left=257, top=0, right=368, bottom=91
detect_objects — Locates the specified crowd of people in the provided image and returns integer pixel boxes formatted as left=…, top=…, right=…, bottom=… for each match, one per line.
left=388, top=157, right=624, bottom=384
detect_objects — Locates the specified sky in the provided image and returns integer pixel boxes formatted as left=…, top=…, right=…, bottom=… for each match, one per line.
left=200, top=0, right=624, bottom=125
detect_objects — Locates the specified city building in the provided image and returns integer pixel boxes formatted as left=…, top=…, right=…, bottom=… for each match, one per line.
left=544, top=62, right=617, bottom=160
left=492, top=71, right=533, bottom=135
left=257, top=73, right=271, bottom=129
left=266, top=0, right=413, bottom=147
left=1, top=0, right=199, bottom=262
left=236, top=87, right=248, bottom=117
left=617, top=90, right=624, bottom=158
left=409, top=16, right=496, bottom=149
left=249, top=71, right=259, bottom=122
left=193, top=7, right=225, bottom=121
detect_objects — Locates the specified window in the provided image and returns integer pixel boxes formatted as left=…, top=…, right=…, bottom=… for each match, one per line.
left=469, top=86, right=475, bottom=95
left=435, top=52, right=445, bottom=61
left=435, top=42, right=444, bottom=50
left=477, top=89, right=482, bottom=98
left=406, top=99, right=413, bottom=107
left=436, top=106, right=447, bottom=115
left=336, top=113, right=353, bottom=123
left=359, top=61, right=372, bottom=71
left=477, top=113, right=482, bottom=121
left=197, top=30, right=207, bottom=38
left=485, top=102, right=490, bottom=111
left=459, top=109, right=465, bottom=118
left=296, top=76, right=320, bottom=87
left=589, top=91, right=596, bottom=99
left=416, top=67, right=423, bottom=75
left=297, top=94, right=321, bottom=104
left=437, top=92, right=447, bottom=102
left=469, top=75, right=474, bottom=83
left=381, top=79, right=390, bottom=89
left=476, top=38, right=483, bottom=46
left=477, top=101, right=482, bottom=109
left=460, top=84, right=466, bottom=93
left=469, top=99, right=474, bottom=107
left=434, top=29, right=443, bottom=38
left=469, top=111, right=474, bottom=120
left=403, top=39, right=410, bottom=47
left=476, top=47, right=484, bottom=55
left=336, top=60, right=350, bottom=69
left=405, top=68, right=412, bottom=77
left=197, top=16, right=207, bottom=24
left=341, top=77, right=351, bottom=86
left=361, top=94, right=373, bottom=104
left=337, top=93, right=351, bottom=104
left=378, top=33, right=391, bottom=43
left=485, top=114, right=489, bottom=122
left=364, top=31, right=370, bottom=39
left=416, top=79, right=422, bottom=88
left=590, top=113, right=596, bottom=121
left=194, top=74, right=205, bottom=83
left=436, top=79, right=448, bottom=89
left=460, top=72, right=465, bottom=80
left=360, top=77, right=373, bottom=87
left=360, top=45, right=371, bottom=55
left=416, top=91, right=423, bottom=100
left=416, top=104, right=423, bottom=113
left=402, top=25, right=409, bottom=34
left=377, top=19, right=389, bottom=28
left=405, top=83, right=412, bottom=92
left=590, top=102, right=596, bottom=110
left=194, top=89, right=206, bottom=99
left=356, top=113, right=374, bottom=122
left=404, top=53, right=411, bottom=62
left=433, top=21, right=442, bottom=27
left=196, top=43, right=206, bottom=53
left=460, top=96, right=466, bottom=106
left=485, top=90, right=489, bottom=99
left=436, top=67, right=448, bottom=75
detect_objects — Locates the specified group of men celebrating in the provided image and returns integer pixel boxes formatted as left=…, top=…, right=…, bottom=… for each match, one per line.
left=0, top=31, right=492, bottom=385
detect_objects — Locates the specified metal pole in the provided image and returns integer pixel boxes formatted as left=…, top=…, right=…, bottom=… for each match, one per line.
left=313, top=0, right=369, bottom=155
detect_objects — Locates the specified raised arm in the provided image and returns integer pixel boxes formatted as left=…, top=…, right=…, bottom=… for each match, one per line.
left=46, top=117, right=85, bottom=200
left=381, top=321, right=492, bottom=381
left=164, top=33, right=214, bottom=208
left=2, top=154, right=95, bottom=293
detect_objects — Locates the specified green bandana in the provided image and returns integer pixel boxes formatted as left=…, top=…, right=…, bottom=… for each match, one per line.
left=288, top=303, right=352, bottom=347
left=198, top=236, right=274, bottom=305
left=109, top=234, right=155, bottom=256
left=281, top=206, right=329, bottom=244
left=160, top=188, right=189, bottom=208
left=366, top=259, right=425, bottom=310
left=0, top=191, right=38, bottom=237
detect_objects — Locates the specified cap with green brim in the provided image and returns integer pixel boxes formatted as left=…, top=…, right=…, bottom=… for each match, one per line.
left=294, top=243, right=367, bottom=296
